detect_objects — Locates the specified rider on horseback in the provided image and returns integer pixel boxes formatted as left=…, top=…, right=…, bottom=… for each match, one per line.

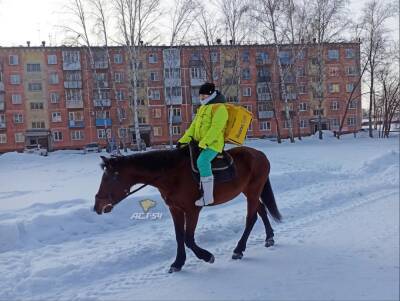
left=177, top=82, right=228, bottom=207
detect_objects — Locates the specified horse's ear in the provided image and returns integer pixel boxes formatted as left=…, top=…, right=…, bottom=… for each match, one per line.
left=100, top=156, right=110, bottom=170
left=100, top=156, right=108, bottom=163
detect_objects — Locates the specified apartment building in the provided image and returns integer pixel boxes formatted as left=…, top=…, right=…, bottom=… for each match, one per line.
left=0, top=42, right=362, bottom=152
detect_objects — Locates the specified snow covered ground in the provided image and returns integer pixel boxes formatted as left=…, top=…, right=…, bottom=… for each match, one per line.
left=0, top=132, right=399, bottom=300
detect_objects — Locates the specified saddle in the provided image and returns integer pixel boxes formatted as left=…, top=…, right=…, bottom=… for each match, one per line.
left=187, top=141, right=236, bottom=184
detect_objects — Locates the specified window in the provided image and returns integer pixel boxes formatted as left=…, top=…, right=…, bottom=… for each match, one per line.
left=256, top=52, right=269, bottom=64
left=300, top=119, right=308, bottom=128
left=345, top=49, right=355, bottom=59
left=191, top=67, right=205, bottom=79
left=243, top=87, right=251, bottom=97
left=28, top=83, right=42, bottom=91
left=153, top=108, right=162, bottom=118
left=331, top=101, right=339, bottom=110
left=226, top=96, right=238, bottom=103
left=65, top=71, right=82, bottom=81
left=62, top=51, right=80, bottom=65
left=53, top=131, right=63, bottom=142
left=328, top=83, right=340, bottom=93
left=153, top=126, right=162, bottom=136
left=27, top=63, right=41, bottom=72
left=330, top=118, right=340, bottom=128
left=278, top=51, right=291, bottom=64
left=0, top=114, right=5, bottom=125
left=328, top=49, right=339, bottom=60
left=0, top=134, right=7, bottom=144
left=30, top=102, right=44, bottom=110
left=166, top=87, right=181, bottom=98
left=95, top=110, right=110, bottom=119
left=13, top=113, right=23, bottom=123
left=172, top=107, right=181, bottom=117
left=49, top=73, right=59, bottom=84
left=118, top=128, right=128, bottom=138
left=329, top=67, right=340, bottom=77
left=65, top=89, right=82, bottom=101
left=297, top=50, right=305, bottom=60
left=283, top=120, right=292, bottom=129
left=149, top=53, right=158, bottom=63
left=148, top=89, right=160, bottom=100
left=242, top=50, right=250, bottom=62
left=297, top=67, right=305, bottom=77
left=52, top=112, right=62, bottom=122
left=347, top=116, right=356, bottom=126
left=242, top=68, right=251, bottom=80
left=10, top=74, right=21, bottom=85
left=138, top=116, right=146, bottom=124
left=164, top=68, right=180, bottom=79
left=137, top=99, right=145, bottom=106
left=71, top=130, right=84, bottom=140
left=32, top=121, right=45, bottom=129
left=68, top=111, right=84, bottom=121
left=97, top=129, right=111, bottom=139
left=172, top=125, right=181, bottom=135
left=210, top=51, right=218, bottom=62
left=299, top=102, right=308, bottom=111
left=149, top=71, right=159, bottom=81
left=313, top=109, right=324, bottom=116
left=298, top=85, right=307, bottom=94
left=347, top=66, right=358, bottom=76
left=11, top=94, right=22, bottom=104
left=50, top=92, right=60, bottom=103
left=9, top=55, right=19, bottom=65
left=349, top=100, right=357, bottom=109
left=346, top=83, right=355, bottom=92
left=114, top=53, right=123, bottom=64
left=15, top=133, right=24, bottom=143
left=116, top=90, right=125, bottom=100
left=48, top=54, right=57, bottom=65
left=114, top=72, right=124, bottom=83
left=260, top=121, right=271, bottom=131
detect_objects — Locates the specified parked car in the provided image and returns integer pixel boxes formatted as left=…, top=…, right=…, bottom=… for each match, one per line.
left=83, top=143, right=101, bottom=154
left=24, top=144, right=48, bottom=156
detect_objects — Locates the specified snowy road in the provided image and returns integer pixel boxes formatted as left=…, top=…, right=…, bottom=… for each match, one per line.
left=0, top=133, right=398, bottom=300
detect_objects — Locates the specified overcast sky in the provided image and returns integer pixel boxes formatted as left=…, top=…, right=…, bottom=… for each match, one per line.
left=0, top=0, right=398, bottom=47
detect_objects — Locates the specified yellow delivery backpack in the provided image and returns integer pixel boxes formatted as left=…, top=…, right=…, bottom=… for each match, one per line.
left=212, top=103, right=253, bottom=145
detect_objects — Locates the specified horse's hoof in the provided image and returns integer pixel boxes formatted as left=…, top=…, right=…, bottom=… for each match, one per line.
left=208, top=255, right=215, bottom=264
left=265, top=238, right=275, bottom=248
left=232, top=252, right=243, bottom=260
left=168, top=266, right=181, bottom=273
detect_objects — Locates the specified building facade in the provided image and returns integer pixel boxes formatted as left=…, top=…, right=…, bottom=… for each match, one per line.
left=0, top=42, right=362, bottom=152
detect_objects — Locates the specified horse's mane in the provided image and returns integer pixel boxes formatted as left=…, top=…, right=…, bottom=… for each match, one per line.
left=101, top=147, right=189, bottom=172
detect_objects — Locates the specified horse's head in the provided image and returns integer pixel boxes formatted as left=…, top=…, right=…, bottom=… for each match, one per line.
left=94, top=156, right=132, bottom=215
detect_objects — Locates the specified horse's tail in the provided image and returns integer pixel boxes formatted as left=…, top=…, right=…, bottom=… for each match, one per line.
left=260, top=178, right=282, bottom=222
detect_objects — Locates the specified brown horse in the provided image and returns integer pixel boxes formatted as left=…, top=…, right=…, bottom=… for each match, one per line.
left=94, top=145, right=281, bottom=273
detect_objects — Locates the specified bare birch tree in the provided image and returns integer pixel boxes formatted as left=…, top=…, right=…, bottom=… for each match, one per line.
left=357, top=0, right=396, bottom=138
left=113, top=0, right=161, bottom=150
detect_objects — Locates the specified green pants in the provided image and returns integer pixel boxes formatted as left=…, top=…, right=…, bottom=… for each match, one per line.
left=197, top=148, right=219, bottom=177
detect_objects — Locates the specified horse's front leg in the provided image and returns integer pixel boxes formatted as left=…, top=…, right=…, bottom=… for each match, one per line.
left=168, top=207, right=186, bottom=273
left=185, top=209, right=215, bottom=263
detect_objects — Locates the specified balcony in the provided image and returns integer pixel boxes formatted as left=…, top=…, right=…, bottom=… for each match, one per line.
left=191, top=77, right=206, bottom=86
left=64, top=81, right=82, bottom=89
left=283, top=93, right=297, bottom=100
left=257, top=76, right=271, bottom=82
left=0, top=82, right=4, bottom=92
left=94, top=99, right=111, bottom=107
left=94, top=81, right=109, bottom=89
left=63, top=62, right=81, bottom=71
left=68, top=120, right=85, bottom=128
left=189, top=60, right=203, bottom=67
left=165, top=97, right=182, bottom=105
left=257, top=93, right=271, bottom=101
left=66, top=99, right=84, bottom=109
left=94, top=61, right=108, bottom=69
left=95, top=118, right=112, bottom=127
left=256, top=59, right=270, bottom=65
left=171, top=115, right=182, bottom=124
left=258, top=111, right=274, bottom=119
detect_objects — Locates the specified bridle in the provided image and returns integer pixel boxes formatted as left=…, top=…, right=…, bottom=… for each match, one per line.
left=96, top=169, right=160, bottom=214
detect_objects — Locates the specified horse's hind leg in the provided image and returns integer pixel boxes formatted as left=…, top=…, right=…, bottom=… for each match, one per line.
left=258, top=202, right=275, bottom=247
left=185, top=210, right=215, bottom=263
left=232, top=199, right=258, bottom=259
